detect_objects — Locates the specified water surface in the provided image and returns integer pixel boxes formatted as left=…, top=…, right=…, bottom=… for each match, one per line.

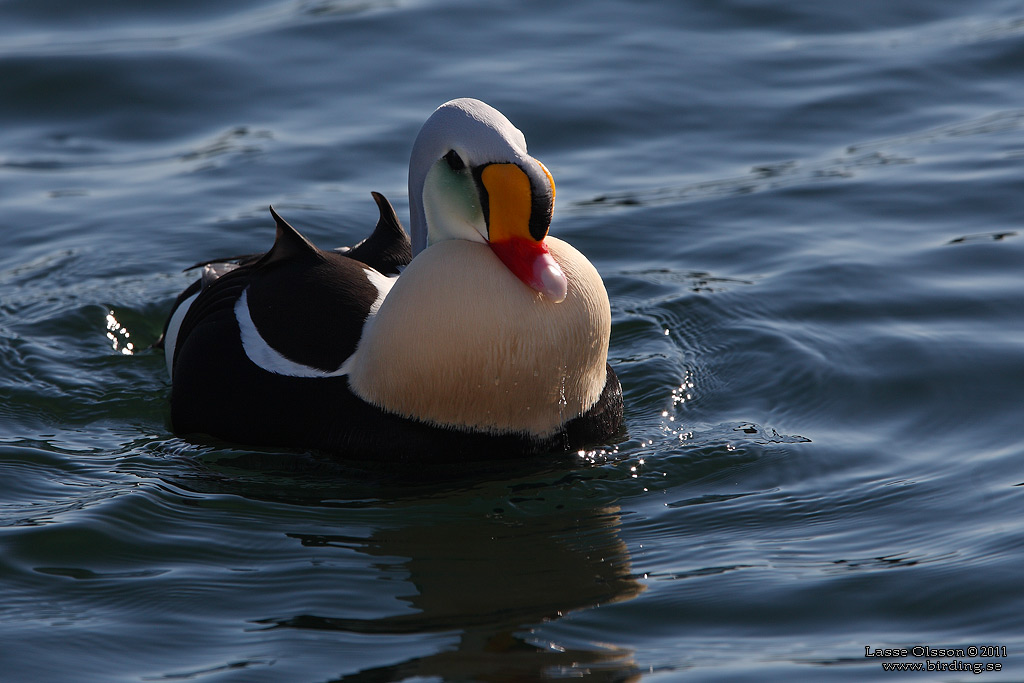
left=2, top=1, right=1024, bottom=680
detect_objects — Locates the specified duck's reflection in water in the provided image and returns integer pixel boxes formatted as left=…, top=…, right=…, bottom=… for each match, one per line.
left=260, top=503, right=644, bottom=682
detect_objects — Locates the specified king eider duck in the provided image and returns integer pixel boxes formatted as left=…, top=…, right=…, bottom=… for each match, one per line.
left=161, top=98, right=623, bottom=461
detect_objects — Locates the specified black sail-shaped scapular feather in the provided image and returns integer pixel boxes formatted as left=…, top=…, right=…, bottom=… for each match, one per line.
left=344, top=192, right=411, bottom=276
left=260, top=205, right=323, bottom=266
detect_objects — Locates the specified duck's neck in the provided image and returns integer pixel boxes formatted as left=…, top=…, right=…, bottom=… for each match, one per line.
left=407, top=187, right=428, bottom=256
left=347, top=237, right=611, bottom=437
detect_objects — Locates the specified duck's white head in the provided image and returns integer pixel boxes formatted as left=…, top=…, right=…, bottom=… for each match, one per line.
left=408, top=98, right=567, bottom=303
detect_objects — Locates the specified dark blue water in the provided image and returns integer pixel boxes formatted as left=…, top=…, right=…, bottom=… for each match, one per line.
left=2, top=1, right=1024, bottom=680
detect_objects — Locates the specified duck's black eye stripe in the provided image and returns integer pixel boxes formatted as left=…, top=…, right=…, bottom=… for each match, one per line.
left=529, top=184, right=553, bottom=242
left=443, top=149, right=465, bottom=171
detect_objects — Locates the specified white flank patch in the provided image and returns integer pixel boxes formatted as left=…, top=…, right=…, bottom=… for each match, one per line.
left=234, top=288, right=352, bottom=377
left=164, top=291, right=199, bottom=378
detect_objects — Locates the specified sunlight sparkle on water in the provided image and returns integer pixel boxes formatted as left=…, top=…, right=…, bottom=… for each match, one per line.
left=661, top=372, right=696, bottom=440
left=105, top=310, right=134, bottom=356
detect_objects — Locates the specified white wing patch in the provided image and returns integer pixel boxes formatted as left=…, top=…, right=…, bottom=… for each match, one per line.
left=363, top=267, right=398, bottom=315
left=234, top=288, right=352, bottom=377
left=232, top=268, right=397, bottom=378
